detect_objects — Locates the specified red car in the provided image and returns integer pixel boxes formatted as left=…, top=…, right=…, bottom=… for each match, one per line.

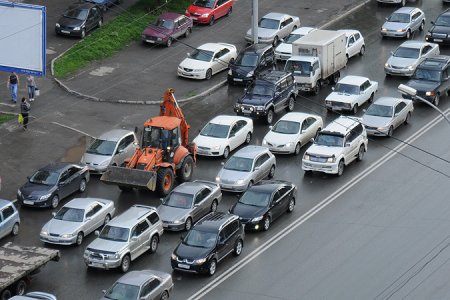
left=185, top=0, right=234, bottom=25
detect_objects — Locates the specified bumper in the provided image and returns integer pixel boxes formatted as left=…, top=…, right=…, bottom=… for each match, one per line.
left=384, top=67, right=414, bottom=77
left=228, top=75, right=253, bottom=85
left=19, top=196, right=53, bottom=208
left=365, top=127, right=389, bottom=136
left=218, top=182, right=248, bottom=192
left=234, top=107, right=267, bottom=119
left=40, top=234, right=77, bottom=245
left=55, top=27, right=83, bottom=37
left=162, top=221, right=185, bottom=231
left=196, top=147, right=222, bottom=156
left=171, top=259, right=209, bottom=274
left=84, top=256, right=122, bottom=269
left=241, top=220, right=263, bottom=231
left=326, top=103, right=352, bottom=111
left=302, top=160, right=338, bottom=174
left=245, top=35, right=273, bottom=44
left=380, top=31, right=407, bottom=38
left=178, top=68, right=206, bottom=80
left=86, top=165, right=107, bottom=174
left=188, top=15, right=210, bottom=24
left=142, top=37, right=166, bottom=45
left=425, top=35, right=450, bottom=44
left=263, top=144, right=295, bottom=154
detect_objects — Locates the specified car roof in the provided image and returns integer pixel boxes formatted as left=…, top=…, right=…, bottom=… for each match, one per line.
left=40, top=162, right=77, bottom=172
left=418, top=55, right=450, bottom=70
left=0, top=199, right=13, bottom=209
left=173, top=181, right=208, bottom=194
left=209, top=115, right=250, bottom=126
left=64, top=197, right=111, bottom=209
left=242, top=43, right=272, bottom=54
left=116, top=270, right=163, bottom=286
left=392, top=7, right=416, bottom=14
left=109, top=205, right=157, bottom=228
left=337, top=29, right=361, bottom=37
left=279, top=112, right=314, bottom=123
left=251, top=180, right=293, bottom=193
left=158, top=12, right=182, bottom=20
left=338, top=75, right=369, bottom=85
left=98, top=129, right=134, bottom=142
left=397, top=40, right=428, bottom=49
left=323, top=116, right=360, bottom=134
left=262, top=12, right=288, bottom=20
left=198, top=43, right=227, bottom=52
left=194, top=212, right=238, bottom=232
left=291, top=27, right=316, bottom=35
left=233, top=145, right=269, bottom=159
left=373, top=97, right=403, bottom=106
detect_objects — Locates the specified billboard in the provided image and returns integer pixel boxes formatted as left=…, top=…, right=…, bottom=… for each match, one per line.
left=0, top=1, right=46, bottom=76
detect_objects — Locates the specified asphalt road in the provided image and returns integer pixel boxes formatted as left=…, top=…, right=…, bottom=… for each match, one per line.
left=1, top=0, right=450, bottom=299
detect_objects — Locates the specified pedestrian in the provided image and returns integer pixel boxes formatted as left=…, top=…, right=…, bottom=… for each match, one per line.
left=20, top=97, right=30, bottom=130
left=26, top=75, right=36, bottom=102
left=6, top=72, right=19, bottom=103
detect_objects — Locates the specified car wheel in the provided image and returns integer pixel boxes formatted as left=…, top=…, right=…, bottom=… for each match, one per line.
left=208, top=259, right=217, bottom=276
left=79, top=178, right=87, bottom=192
left=245, top=132, right=252, bottom=144
left=211, top=200, right=218, bottom=212
left=166, top=37, right=172, bottom=47
left=104, top=214, right=111, bottom=226
left=352, top=104, right=358, bottom=114
left=149, top=234, right=159, bottom=253
left=184, top=27, right=191, bottom=38
left=359, top=45, right=365, bottom=56
left=433, top=94, right=440, bottom=106
left=406, top=29, right=411, bottom=39
left=265, top=109, right=274, bottom=125
left=205, top=68, right=213, bottom=80
left=337, top=160, right=344, bottom=176
left=226, top=6, right=232, bottom=17
left=179, top=155, right=194, bottom=182
left=223, top=146, right=230, bottom=159
left=160, top=291, right=169, bottom=300
left=185, top=217, right=193, bottom=231
left=98, top=19, right=103, bottom=28
left=388, top=126, right=394, bottom=137
left=209, top=16, right=215, bottom=26
left=50, top=195, right=59, bottom=209
left=120, top=255, right=131, bottom=273
left=14, top=279, right=26, bottom=296
left=294, top=143, right=301, bottom=156
left=11, top=222, right=19, bottom=236
left=268, top=165, right=276, bottom=179
left=286, top=96, right=295, bottom=112
left=314, top=81, right=321, bottom=95
left=156, top=168, right=174, bottom=196
left=263, top=216, right=270, bottom=231
left=0, top=289, right=11, bottom=300
left=369, top=93, right=374, bottom=103
left=404, top=112, right=411, bottom=125
left=419, top=21, right=424, bottom=31
left=76, top=232, right=84, bottom=246
left=357, top=145, right=365, bottom=161
left=287, top=197, right=295, bottom=213
left=272, top=36, right=279, bottom=47
left=81, top=29, right=86, bottom=39
left=234, top=239, right=243, bottom=256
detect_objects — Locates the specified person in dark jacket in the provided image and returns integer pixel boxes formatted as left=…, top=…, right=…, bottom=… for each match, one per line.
left=7, top=72, right=19, bottom=103
left=20, top=97, right=30, bottom=130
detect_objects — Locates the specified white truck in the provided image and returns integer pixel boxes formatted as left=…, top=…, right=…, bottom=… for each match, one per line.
left=285, top=30, right=347, bottom=95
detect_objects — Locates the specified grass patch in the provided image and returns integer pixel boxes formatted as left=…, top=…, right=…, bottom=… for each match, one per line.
left=0, top=113, right=15, bottom=125
left=54, top=0, right=191, bottom=78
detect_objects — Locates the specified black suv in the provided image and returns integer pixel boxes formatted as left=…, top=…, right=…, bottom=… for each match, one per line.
left=404, top=55, right=450, bottom=106
left=228, top=44, right=275, bottom=85
left=234, top=71, right=297, bottom=124
left=426, top=9, right=450, bottom=45
left=171, top=212, right=244, bottom=276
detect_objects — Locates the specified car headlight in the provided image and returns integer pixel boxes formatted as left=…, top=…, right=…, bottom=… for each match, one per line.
left=381, top=28, right=387, bottom=32
left=73, top=26, right=81, bottom=31
left=185, top=9, right=189, bottom=14
left=246, top=71, right=254, bottom=78
left=407, top=65, right=414, bottom=70
left=377, top=126, right=387, bottom=131
left=215, top=176, right=220, bottom=182
left=252, top=216, right=263, bottom=222
left=325, top=100, right=332, bottom=105
left=397, top=29, right=406, bottom=32
left=212, top=145, right=220, bottom=150
left=171, top=253, right=178, bottom=260
left=303, top=154, right=310, bottom=160
left=194, top=258, right=207, bottom=264
left=426, top=91, right=436, bottom=96
left=39, top=193, right=52, bottom=201
left=285, top=142, right=293, bottom=148
left=201, top=13, right=209, bottom=17
left=426, top=31, right=431, bottom=36
left=157, top=37, right=162, bottom=41
left=17, top=189, right=22, bottom=197
left=228, top=69, right=232, bottom=75
left=173, top=219, right=183, bottom=224
left=384, top=63, right=390, bottom=68
left=249, top=106, right=254, bottom=112
left=236, top=179, right=245, bottom=185
left=55, top=23, right=60, bottom=28
left=61, top=233, right=74, bottom=239
left=40, top=230, right=48, bottom=236
left=256, top=106, right=265, bottom=111
left=327, top=156, right=336, bottom=163
left=262, top=139, right=267, bottom=145
left=113, top=253, right=121, bottom=259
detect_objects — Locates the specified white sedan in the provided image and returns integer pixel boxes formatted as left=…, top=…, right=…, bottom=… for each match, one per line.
left=275, top=27, right=316, bottom=60
left=193, top=115, right=253, bottom=159
left=177, top=42, right=237, bottom=80
left=262, top=112, right=323, bottom=155
left=325, top=75, right=378, bottom=114
left=338, top=29, right=365, bottom=60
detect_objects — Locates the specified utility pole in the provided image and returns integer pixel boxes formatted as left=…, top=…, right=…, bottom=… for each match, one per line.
left=252, top=0, right=258, bottom=44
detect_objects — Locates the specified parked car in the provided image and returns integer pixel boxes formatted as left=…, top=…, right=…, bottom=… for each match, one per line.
left=158, top=180, right=222, bottom=231
left=17, top=163, right=90, bottom=209
left=325, top=75, right=378, bottom=114
left=142, top=12, right=193, bottom=47
left=84, top=205, right=163, bottom=273
left=185, top=0, right=234, bottom=25
left=177, top=42, right=237, bottom=80
left=380, top=7, right=425, bottom=39
left=426, top=9, right=450, bottom=44
left=10, top=292, right=57, bottom=300
left=302, top=116, right=368, bottom=176
left=245, top=12, right=300, bottom=46
left=215, top=145, right=276, bottom=192
left=230, top=180, right=296, bottom=231
left=234, top=71, right=297, bottom=124
left=384, top=41, right=440, bottom=77
left=84, top=0, right=120, bottom=12
left=81, top=129, right=138, bottom=174
left=403, top=55, right=450, bottom=106
left=337, top=29, right=365, bottom=60
left=262, top=112, right=323, bottom=155
left=55, top=3, right=103, bottom=38
left=101, top=270, right=173, bottom=300
left=40, top=198, right=115, bottom=246
left=377, top=0, right=408, bottom=6
left=171, top=212, right=244, bottom=276
left=228, top=43, right=275, bottom=85
left=193, top=115, right=253, bottom=158
left=361, top=97, right=413, bottom=137
left=0, top=199, right=20, bottom=240
left=274, top=27, right=316, bottom=61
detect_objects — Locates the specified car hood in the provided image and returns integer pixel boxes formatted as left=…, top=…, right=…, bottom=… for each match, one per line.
left=193, top=135, right=226, bottom=149
left=143, top=25, right=171, bottom=38
left=275, top=42, right=292, bottom=54
left=87, top=238, right=127, bottom=253
left=81, top=152, right=111, bottom=166
left=383, top=21, right=408, bottom=31
left=306, top=144, right=342, bottom=157
left=175, top=242, right=213, bottom=260
left=264, top=130, right=297, bottom=145
left=218, top=168, right=250, bottom=182
left=405, top=80, right=440, bottom=92
left=231, top=202, right=267, bottom=219
left=430, top=25, right=450, bottom=35
left=58, top=16, right=84, bottom=27
left=246, top=27, right=277, bottom=39
left=325, top=92, right=359, bottom=104
left=43, top=219, right=81, bottom=235
left=238, top=94, right=270, bottom=106
left=362, top=114, right=392, bottom=128
left=387, top=56, right=417, bottom=68
left=230, top=65, right=255, bottom=76
left=188, top=6, right=212, bottom=15
left=158, top=205, right=190, bottom=222
left=179, top=58, right=210, bottom=70
left=20, top=182, right=53, bottom=197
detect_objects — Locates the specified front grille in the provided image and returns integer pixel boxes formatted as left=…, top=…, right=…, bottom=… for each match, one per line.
left=365, top=126, right=377, bottom=130
left=176, top=257, right=195, bottom=264
left=390, top=65, right=404, bottom=70
left=432, top=33, right=447, bottom=38
left=191, top=13, right=201, bottom=17
left=309, top=155, right=329, bottom=163
left=198, top=146, right=210, bottom=150
left=330, top=101, right=349, bottom=108
left=221, top=178, right=236, bottom=184
left=87, top=248, right=116, bottom=255
left=183, top=67, right=193, bottom=72
left=145, top=35, right=157, bottom=40
left=49, top=233, right=60, bottom=237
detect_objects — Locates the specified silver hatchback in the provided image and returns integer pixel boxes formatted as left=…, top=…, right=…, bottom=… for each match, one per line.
left=381, top=7, right=425, bottom=39
left=0, top=199, right=20, bottom=240
left=215, top=146, right=276, bottom=192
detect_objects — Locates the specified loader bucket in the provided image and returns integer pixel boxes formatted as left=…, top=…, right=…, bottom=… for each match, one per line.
left=100, top=166, right=157, bottom=191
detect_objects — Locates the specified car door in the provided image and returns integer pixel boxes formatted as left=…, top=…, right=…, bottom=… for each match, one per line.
left=0, top=211, right=5, bottom=239
left=86, top=8, right=95, bottom=31
left=300, top=118, right=313, bottom=144
left=259, top=153, right=272, bottom=180
left=343, top=131, right=358, bottom=163
left=57, top=168, right=72, bottom=199
left=212, top=50, right=223, bottom=74
left=359, top=80, right=371, bottom=105
left=66, top=166, right=82, bottom=195
left=217, top=222, right=236, bottom=260
left=228, top=123, right=240, bottom=151
left=86, top=203, right=104, bottom=234
left=130, top=220, right=150, bottom=258
left=280, top=17, right=293, bottom=38
left=273, top=83, right=285, bottom=113
left=442, top=67, right=450, bottom=95
left=252, top=155, right=265, bottom=182
left=411, top=11, right=421, bottom=31
left=0, top=205, right=14, bottom=239
left=393, top=102, right=407, bottom=128
left=113, top=134, right=134, bottom=166
left=347, top=34, right=356, bottom=57
left=192, top=189, right=210, bottom=222
left=215, top=0, right=227, bottom=18
left=140, top=278, right=162, bottom=300
left=235, top=120, right=248, bottom=145
left=177, top=16, right=188, bottom=37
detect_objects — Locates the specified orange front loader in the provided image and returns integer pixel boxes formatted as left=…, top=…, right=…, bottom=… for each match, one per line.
left=100, top=89, right=196, bottom=196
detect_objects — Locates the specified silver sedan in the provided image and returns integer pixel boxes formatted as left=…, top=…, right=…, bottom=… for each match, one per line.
left=216, top=146, right=276, bottom=192
left=381, top=7, right=425, bottom=39
left=158, top=180, right=222, bottom=231
left=40, top=197, right=115, bottom=246
left=361, top=97, right=414, bottom=137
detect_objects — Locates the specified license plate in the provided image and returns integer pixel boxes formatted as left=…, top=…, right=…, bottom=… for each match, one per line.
left=48, top=237, right=59, bottom=242
left=234, top=78, right=243, bottom=82
left=61, top=30, right=70, bottom=34
left=434, top=39, right=443, bottom=42
left=90, top=261, right=103, bottom=267
left=145, top=39, right=155, bottom=43
left=178, top=263, right=190, bottom=269
left=23, top=200, right=34, bottom=205
left=162, top=223, right=168, bottom=228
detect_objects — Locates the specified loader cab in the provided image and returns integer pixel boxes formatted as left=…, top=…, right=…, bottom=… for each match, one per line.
left=142, top=126, right=181, bottom=152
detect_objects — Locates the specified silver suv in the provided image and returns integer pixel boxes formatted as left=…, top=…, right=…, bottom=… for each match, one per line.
left=83, top=205, right=163, bottom=273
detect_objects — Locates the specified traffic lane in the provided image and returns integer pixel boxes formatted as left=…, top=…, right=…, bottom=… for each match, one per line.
left=199, top=110, right=450, bottom=300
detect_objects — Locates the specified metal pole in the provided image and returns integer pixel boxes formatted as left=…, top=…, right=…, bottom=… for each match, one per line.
left=252, top=0, right=258, bottom=44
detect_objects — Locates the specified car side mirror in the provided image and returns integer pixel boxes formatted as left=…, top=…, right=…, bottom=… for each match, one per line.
left=86, top=217, right=92, bottom=221
left=331, top=87, right=335, bottom=91
left=362, top=109, right=367, bottom=113
left=345, top=142, right=351, bottom=147
left=310, top=137, right=315, bottom=143
left=431, top=21, right=435, bottom=25
left=187, top=52, right=191, bottom=57
left=131, top=236, right=138, bottom=241
left=117, top=148, right=124, bottom=154
left=221, top=162, right=225, bottom=166
left=58, top=181, right=65, bottom=186
left=390, top=51, right=394, bottom=56
left=229, top=132, right=235, bottom=137
left=269, top=125, right=273, bottom=130
left=254, top=166, right=260, bottom=171
left=95, top=230, right=100, bottom=236
left=159, top=197, right=164, bottom=202
left=394, top=113, right=399, bottom=117
left=52, top=212, right=56, bottom=217
left=102, top=290, right=106, bottom=295
left=385, top=17, right=388, bottom=21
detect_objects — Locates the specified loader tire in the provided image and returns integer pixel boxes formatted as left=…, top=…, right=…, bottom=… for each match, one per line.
left=178, top=155, right=194, bottom=182
left=156, top=168, right=174, bottom=196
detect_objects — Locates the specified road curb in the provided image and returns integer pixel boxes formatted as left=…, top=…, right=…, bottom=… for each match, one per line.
left=319, top=0, right=371, bottom=30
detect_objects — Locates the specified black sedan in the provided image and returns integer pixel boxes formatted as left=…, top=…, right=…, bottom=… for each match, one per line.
left=17, top=163, right=90, bottom=209
left=230, top=180, right=296, bottom=231
left=55, top=3, right=103, bottom=38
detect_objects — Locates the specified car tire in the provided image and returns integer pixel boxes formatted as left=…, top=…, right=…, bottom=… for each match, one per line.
left=357, top=145, right=365, bottom=161
left=226, top=6, right=232, bottom=17
left=160, top=291, right=169, bottom=300
left=406, top=29, right=411, bottom=39
left=359, top=45, right=365, bottom=56
left=185, top=217, right=193, bottom=231
left=209, top=16, right=215, bottom=26
left=352, top=104, right=358, bottom=114
left=104, top=214, right=111, bottom=226
left=205, top=68, right=213, bottom=80
left=404, top=112, right=411, bottom=125
left=433, top=94, right=440, bottom=106
left=419, top=20, right=424, bottom=31
left=81, top=29, right=86, bottom=39
left=76, top=232, right=84, bottom=246
left=337, top=160, right=344, bottom=177
left=149, top=234, right=159, bottom=253
left=294, top=143, right=301, bottom=156
left=211, top=200, right=218, bottom=212
left=50, top=195, right=59, bottom=209
left=156, top=168, right=174, bottom=196
left=268, top=165, right=276, bottom=179
left=369, top=93, right=374, bottom=103
left=79, top=178, right=87, bottom=192
left=179, top=155, right=194, bottom=182
left=120, top=254, right=131, bottom=273
left=234, top=239, right=243, bottom=256
left=245, top=132, right=252, bottom=144
left=11, top=222, right=19, bottom=236
left=223, top=146, right=230, bottom=159
left=388, top=126, right=394, bottom=137
left=0, top=289, right=11, bottom=300
left=166, top=38, right=172, bottom=47
left=272, top=36, right=279, bottom=47
left=119, top=185, right=132, bottom=192
left=287, top=197, right=295, bottom=213
left=314, top=81, right=321, bottom=95
left=265, top=109, right=274, bottom=125
left=263, top=216, right=270, bottom=231
left=286, top=96, right=295, bottom=112
left=14, top=279, right=26, bottom=296
left=185, top=27, right=191, bottom=38
left=208, top=259, right=217, bottom=276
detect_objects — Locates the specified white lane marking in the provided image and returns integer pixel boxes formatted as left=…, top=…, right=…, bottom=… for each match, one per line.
left=51, top=121, right=95, bottom=138
left=188, top=109, right=450, bottom=300
left=0, top=103, right=17, bottom=108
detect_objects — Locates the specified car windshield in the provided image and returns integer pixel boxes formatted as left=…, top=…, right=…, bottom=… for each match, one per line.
left=258, top=18, right=280, bottom=29
left=239, top=190, right=271, bottom=207
left=284, top=33, right=303, bottom=44
left=248, top=84, right=273, bottom=96
left=413, top=68, right=441, bottom=82
left=224, top=156, right=253, bottom=172
left=163, top=192, right=194, bottom=209
left=314, top=133, right=344, bottom=147
left=393, top=47, right=420, bottom=59
left=99, top=225, right=129, bottom=242
left=190, top=49, right=214, bottom=62
left=86, top=139, right=117, bottom=156
left=193, top=0, right=215, bottom=8
left=435, top=15, right=450, bottom=27
left=29, top=170, right=59, bottom=185
left=272, top=120, right=300, bottom=134
left=200, top=123, right=230, bottom=138
left=235, top=53, right=258, bottom=67
left=333, top=83, right=359, bottom=95
left=366, top=104, right=393, bottom=117
left=155, top=18, right=174, bottom=29
left=53, top=207, right=84, bottom=222
left=387, top=13, right=410, bottom=23
left=284, top=60, right=311, bottom=76
left=63, top=8, right=88, bottom=21
left=104, top=282, right=139, bottom=300
left=183, top=229, right=217, bottom=248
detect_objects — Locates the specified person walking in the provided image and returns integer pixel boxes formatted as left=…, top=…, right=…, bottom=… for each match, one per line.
left=20, top=97, right=30, bottom=130
left=7, top=72, right=19, bottom=103
left=26, top=75, right=36, bottom=102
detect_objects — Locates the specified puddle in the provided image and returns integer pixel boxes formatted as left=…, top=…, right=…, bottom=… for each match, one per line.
left=60, top=135, right=94, bottom=163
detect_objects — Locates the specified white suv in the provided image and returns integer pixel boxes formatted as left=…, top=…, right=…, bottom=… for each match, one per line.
left=302, top=116, right=368, bottom=176
left=84, top=205, right=163, bottom=273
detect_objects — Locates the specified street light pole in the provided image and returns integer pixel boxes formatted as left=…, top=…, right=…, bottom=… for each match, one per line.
left=398, top=84, right=450, bottom=127
left=252, top=0, right=258, bottom=44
